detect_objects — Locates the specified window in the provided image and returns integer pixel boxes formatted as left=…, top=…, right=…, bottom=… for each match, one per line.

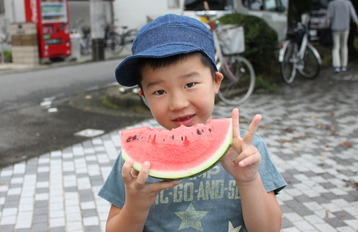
left=168, top=0, right=180, bottom=9
left=184, top=0, right=233, bottom=11
left=0, top=0, right=5, bottom=14
left=242, top=0, right=283, bottom=11
left=265, top=0, right=276, bottom=11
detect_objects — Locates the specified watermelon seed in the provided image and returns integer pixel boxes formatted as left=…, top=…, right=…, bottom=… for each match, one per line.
left=132, top=135, right=137, bottom=140
left=126, top=137, right=131, bottom=142
left=209, top=128, right=212, bottom=132
left=181, top=136, right=184, bottom=141
left=197, top=130, right=202, bottom=135
left=172, top=135, right=175, bottom=140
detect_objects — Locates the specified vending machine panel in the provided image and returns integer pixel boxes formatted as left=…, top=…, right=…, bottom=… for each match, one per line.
left=25, top=0, right=71, bottom=59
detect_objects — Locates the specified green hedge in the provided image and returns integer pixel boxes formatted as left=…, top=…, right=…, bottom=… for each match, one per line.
left=218, top=13, right=279, bottom=80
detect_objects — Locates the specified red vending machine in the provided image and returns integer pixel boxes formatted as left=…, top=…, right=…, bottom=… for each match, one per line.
left=24, top=0, right=71, bottom=59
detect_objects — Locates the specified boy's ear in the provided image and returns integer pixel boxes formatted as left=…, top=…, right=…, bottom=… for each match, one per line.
left=214, top=72, right=224, bottom=93
left=138, top=88, right=145, bottom=96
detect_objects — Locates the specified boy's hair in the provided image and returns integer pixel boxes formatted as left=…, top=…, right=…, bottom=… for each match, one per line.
left=135, top=52, right=216, bottom=89
left=114, top=14, right=217, bottom=87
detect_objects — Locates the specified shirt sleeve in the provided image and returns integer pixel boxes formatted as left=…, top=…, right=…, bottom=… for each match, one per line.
left=98, top=154, right=126, bottom=208
left=252, top=133, right=287, bottom=194
left=349, top=2, right=358, bottom=22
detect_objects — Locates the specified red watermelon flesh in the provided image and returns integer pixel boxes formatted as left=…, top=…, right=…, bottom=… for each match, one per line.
left=121, top=118, right=233, bottom=179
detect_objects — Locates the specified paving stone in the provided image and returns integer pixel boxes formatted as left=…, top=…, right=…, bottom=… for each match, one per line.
left=325, top=217, right=348, bottom=228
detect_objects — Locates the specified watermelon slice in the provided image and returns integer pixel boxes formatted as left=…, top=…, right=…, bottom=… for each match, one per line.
left=121, top=118, right=233, bottom=179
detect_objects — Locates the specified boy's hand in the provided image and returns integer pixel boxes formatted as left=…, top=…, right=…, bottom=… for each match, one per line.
left=122, top=160, right=180, bottom=211
left=221, top=108, right=262, bottom=183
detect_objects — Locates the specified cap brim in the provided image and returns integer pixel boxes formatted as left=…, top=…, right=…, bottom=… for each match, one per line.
left=115, top=44, right=206, bottom=87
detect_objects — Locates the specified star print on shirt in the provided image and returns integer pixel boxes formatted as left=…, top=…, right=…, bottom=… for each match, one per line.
left=175, top=203, right=208, bottom=231
left=228, top=221, right=242, bottom=232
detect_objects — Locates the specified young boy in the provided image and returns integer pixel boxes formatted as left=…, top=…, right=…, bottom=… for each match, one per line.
left=98, top=14, right=286, bottom=232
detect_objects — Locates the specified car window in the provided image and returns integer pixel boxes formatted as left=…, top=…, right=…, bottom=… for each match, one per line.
left=265, top=0, right=276, bottom=11
left=242, top=0, right=283, bottom=12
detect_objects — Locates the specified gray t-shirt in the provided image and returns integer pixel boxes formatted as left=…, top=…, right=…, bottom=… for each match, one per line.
left=328, top=0, right=358, bottom=31
left=98, top=132, right=286, bottom=232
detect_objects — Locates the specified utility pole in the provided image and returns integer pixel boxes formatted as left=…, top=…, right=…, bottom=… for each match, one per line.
left=89, top=0, right=104, bottom=61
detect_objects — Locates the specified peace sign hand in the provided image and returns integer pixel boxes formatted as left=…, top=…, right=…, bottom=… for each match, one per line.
left=220, top=108, right=262, bottom=183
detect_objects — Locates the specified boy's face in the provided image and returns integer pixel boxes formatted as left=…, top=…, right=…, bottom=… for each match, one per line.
left=139, top=54, right=223, bottom=130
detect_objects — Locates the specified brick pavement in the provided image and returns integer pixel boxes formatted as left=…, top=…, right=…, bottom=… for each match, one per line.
left=0, top=66, right=357, bottom=231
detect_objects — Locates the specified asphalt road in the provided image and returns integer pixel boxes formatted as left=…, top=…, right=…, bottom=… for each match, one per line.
left=0, top=59, right=151, bottom=168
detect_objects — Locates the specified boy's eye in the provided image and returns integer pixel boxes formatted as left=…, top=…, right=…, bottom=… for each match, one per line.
left=185, top=82, right=196, bottom=88
left=154, top=90, right=166, bottom=95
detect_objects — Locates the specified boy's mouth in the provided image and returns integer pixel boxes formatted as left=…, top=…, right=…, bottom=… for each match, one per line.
left=173, top=114, right=195, bottom=126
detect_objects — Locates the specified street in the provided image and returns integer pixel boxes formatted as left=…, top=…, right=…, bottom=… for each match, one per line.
left=0, top=60, right=120, bottom=114
left=0, top=59, right=150, bottom=167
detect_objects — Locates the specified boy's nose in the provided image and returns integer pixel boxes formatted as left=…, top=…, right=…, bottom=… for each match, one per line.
left=169, top=91, right=189, bottom=111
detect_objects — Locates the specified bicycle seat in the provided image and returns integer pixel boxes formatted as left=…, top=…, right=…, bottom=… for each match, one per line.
left=81, top=26, right=91, bottom=35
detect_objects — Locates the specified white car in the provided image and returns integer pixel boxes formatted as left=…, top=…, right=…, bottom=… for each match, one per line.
left=309, top=8, right=328, bottom=40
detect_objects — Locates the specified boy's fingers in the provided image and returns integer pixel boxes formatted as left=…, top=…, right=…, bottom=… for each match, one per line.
left=136, top=161, right=150, bottom=185
left=243, top=114, right=262, bottom=145
left=155, top=180, right=181, bottom=192
left=237, top=148, right=260, bottom=167
left=231, top=108, right=241, bottom=138
left=122, top=160, right=134, bottom=181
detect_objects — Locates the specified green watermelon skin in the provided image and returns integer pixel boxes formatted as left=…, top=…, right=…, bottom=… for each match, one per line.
left=121, top=118, right=233, bottom=179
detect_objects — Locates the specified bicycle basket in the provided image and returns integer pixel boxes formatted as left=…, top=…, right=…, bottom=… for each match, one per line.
left=217, top=24, right=245, bottom=55
left=287, top=24, right=305, bottom=44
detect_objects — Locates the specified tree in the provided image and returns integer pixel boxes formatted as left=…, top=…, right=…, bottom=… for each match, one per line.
left=348, top=0, right=358, bottom=59
left=287, top=0, right=312, bottom=27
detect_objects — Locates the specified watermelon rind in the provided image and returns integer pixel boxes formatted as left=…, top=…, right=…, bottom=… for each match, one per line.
left=121, top=118, right=233, bottom=179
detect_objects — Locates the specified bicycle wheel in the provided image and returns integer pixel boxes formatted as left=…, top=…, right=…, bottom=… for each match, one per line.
left=297, top=43, right=321, bottom=79
left=123, top=29, right=138, bottom=52
left=217, top=55, right=255, bottom=105
left=105, top=34, right=124, bottom=55
left=280, top=41, right=297, bottom=84
left=80, top=39, right=92, bottom=55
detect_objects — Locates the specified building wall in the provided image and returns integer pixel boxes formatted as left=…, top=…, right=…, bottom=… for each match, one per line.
left=1, top=0, right=25, bottom=23
left=68, top=1, right=112, bottom=38
left=0, top=0, right=184, bottom=52
left=68, top=0, right=183, bottom=36
left=113, top=0, right=183, bottom=30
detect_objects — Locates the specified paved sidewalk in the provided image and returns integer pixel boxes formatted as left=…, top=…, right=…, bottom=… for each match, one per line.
left=0, top=65, right=357, bottom=231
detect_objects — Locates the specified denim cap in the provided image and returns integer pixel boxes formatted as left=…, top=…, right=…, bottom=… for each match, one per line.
left=114, top=14, right=216, bottom=86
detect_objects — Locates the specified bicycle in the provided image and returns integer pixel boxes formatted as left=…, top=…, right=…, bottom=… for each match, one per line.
left=199, top=1, right=256, bottom=106
left=279, top=16, right=322, bottom=84
left=72, top=18, right=138, bottom=56
left=103, top=24, right=138, bottom=55
left=71, top=18, right=92, bottom=55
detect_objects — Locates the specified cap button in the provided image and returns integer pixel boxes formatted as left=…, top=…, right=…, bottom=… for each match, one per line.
left=201, top=47, right=205, bottom=50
